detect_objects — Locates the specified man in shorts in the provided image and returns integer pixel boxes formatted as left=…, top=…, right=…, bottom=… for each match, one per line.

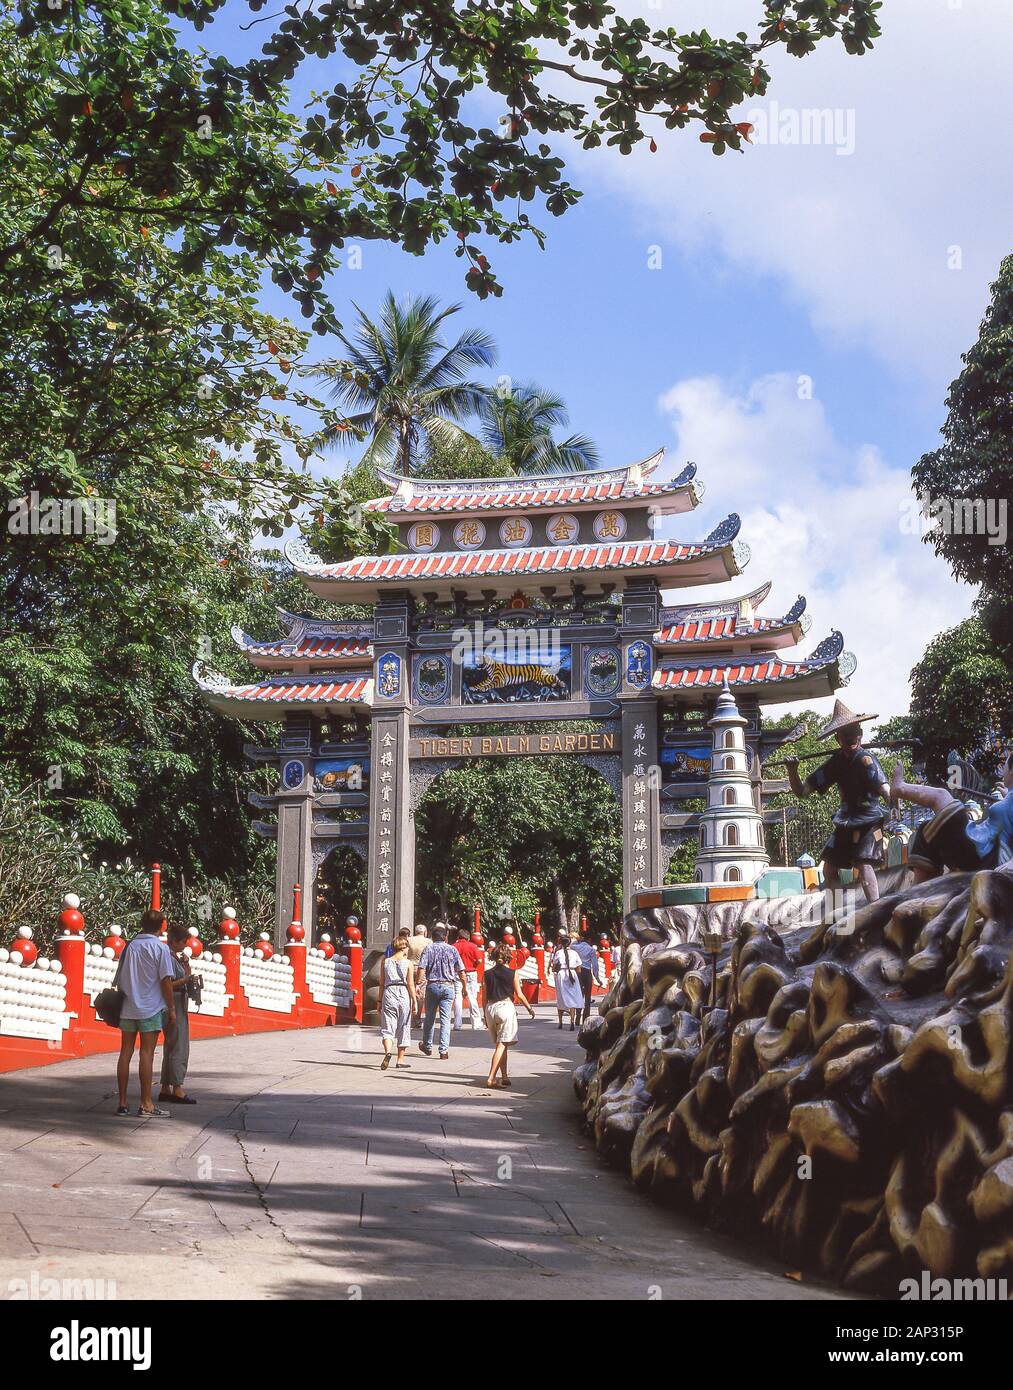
left=785, top=699, right=890, bottom=904
left=115, top=908, right=177, bottom=1118
left=891, top=752, right=1013, bottom=882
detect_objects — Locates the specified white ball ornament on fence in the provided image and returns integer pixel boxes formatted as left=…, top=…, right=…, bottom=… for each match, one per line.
left=63, top=893, right=81, bottom=910
left=17, top=926, right=32, bottom=940
left=0, top=948, right=9, bottom=963
left=50, top=960, right=62, bottom=973
left=103, top=947, right=115, bottom=959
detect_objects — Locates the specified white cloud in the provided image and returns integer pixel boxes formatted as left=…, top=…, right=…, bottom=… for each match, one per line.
left=656, top=373, right=975, bottom=717
left=571, top=0, right=1013, bottom=383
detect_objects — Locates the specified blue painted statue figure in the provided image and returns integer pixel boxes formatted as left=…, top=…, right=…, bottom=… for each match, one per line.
left=890, top=752, right=1013, bottom=882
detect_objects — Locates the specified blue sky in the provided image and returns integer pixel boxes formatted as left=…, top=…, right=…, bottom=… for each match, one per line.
left=184, top=1, right=1013, bottom=718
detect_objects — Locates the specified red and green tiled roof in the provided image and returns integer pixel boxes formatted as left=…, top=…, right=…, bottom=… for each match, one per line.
left=365, top=453, right=700, bottom=517
left=193, top=665, right=372, bottom=720
left=285, top=516, right=747, bottom=599
left=654, top=632, right=850, bottom=702
left=231, top=619, right=372, bottom=668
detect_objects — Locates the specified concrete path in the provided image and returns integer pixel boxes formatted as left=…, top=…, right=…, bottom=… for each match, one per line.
left=0, top=1008, right=848, bottom=1300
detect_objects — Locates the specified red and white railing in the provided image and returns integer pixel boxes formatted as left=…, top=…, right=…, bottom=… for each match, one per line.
left=0, top=881, right=363, bottom=1075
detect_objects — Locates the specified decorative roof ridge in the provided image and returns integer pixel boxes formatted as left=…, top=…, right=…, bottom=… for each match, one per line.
left=658, top=579, right=774, bottom=624
left=273, top=610, right=373, bottom=639
left=284, top=537, right=327, bottom=572
left=657, top=629, right=844, bottom=672
left=372, top=448, right=669, bottom=498
left=193, top=660, right=372, bottom=695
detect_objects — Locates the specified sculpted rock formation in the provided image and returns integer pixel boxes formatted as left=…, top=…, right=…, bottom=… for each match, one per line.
left=574, top=869, right=1013, bottom=1293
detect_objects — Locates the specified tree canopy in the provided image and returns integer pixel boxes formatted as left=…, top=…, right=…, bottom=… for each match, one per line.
left=11, top=1, right=881, bottom=304
left=912, top=254, right=1013, bottom=659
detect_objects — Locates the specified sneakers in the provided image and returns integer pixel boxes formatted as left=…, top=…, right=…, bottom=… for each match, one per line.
left=137, top=1106, right=170, bottom=1118
left=419, top=1043, right=432, bottom=1056
left=439, top=1052, right=449, bottom=1060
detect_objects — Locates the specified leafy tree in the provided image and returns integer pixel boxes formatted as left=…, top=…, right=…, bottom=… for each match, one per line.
left=905, top=619, right=1012, bottom=783
left=7, top=2, right=880, bottom=307
left=417, top=432, right=508, bottom=481
left=912, top=254, right=1013, bottom=657
left=160, top=0, right=878, bottom=298
left=414, top=743, right=622, bottom=930
left=308, top=292, right=495, bottom=472
left=479, top=383, right=599, bottom=474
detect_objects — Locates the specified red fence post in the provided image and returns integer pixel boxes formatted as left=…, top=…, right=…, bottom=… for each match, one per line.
left=150, top=863, right=161, bottom=912
left=344, top=920, right=363, bottom=1022
left=286, top=884, right=307, bottom=1017
left=217, top=906, right=241, bottom=1024
left=55, top=893, right=86, bottom=1025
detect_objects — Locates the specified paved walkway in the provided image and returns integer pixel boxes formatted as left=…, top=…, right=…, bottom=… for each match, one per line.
left=0, top=1008, right=848, bottom=1300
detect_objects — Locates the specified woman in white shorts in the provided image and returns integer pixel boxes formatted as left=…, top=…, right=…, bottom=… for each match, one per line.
left=483, top=942, right=535, bottom=1090
left=379, top=932, right=419, bottom=1071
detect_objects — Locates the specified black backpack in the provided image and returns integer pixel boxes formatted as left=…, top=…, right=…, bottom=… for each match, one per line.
left=93, top=937, right=134, bottom=1027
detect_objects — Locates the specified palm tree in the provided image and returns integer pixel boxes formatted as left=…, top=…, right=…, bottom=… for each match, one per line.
left=309, top=292, right=496, bottom=475
left=478, top=384, right=599, bottom=475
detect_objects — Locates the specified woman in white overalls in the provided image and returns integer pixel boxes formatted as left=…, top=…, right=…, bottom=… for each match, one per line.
left=379, top=933, right=419, bottom=1070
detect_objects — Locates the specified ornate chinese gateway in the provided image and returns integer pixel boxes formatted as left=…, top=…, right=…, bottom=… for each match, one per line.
left=194, top=450, right=855, bottom=944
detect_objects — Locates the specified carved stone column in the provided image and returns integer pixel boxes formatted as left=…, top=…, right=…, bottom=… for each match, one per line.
left=366, top=593, right=415, bottom=949
left=619, top=580, right=662, bottom=908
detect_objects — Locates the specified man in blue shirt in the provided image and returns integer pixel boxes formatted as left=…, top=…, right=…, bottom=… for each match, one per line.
left=891, top=752, right=1013, bottom=882
left=570, top=934, right=601, bottom=1023
left=418, top=925, right=467, bottom=1059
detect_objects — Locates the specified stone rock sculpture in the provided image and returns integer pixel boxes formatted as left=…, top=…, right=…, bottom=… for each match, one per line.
left=574, top=869, right=1013, bottom=1292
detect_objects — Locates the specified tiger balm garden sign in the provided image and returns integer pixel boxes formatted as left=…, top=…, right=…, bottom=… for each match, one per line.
left=410, top=730, right=621, bottom=759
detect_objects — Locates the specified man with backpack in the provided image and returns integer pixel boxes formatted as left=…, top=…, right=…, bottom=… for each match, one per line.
left=114, top=909, right=177, bottom=1118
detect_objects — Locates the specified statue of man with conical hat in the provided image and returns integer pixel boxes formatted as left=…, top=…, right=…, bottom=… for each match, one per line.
left=783, top=699, right=889, bottom=904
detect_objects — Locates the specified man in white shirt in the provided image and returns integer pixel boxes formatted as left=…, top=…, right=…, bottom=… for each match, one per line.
left=116, top=909, right=176, bottom=1118
left=570, top=934, right=601, bottom=1023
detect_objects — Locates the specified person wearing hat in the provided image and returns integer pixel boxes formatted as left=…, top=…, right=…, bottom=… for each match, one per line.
left=784, top=699, right=890, bottom=904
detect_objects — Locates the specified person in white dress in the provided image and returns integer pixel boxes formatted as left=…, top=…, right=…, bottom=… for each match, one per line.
left=550, top=932, right=584, bottom=1031
left=379, top=936, right=419, bottom=1070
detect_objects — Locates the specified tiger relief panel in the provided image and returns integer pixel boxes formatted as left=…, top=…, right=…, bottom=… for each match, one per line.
left=461, top=644, right=572, bottom=705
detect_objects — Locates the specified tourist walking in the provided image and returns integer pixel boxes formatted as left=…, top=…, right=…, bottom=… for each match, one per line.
left=379, top=933, right=419, bottom=1070
left=483, top=942, right=535, bottom=1089
left=405, top=922, right=429, bottom=1031
left=452, top=924, right=483, bottom=1029
left=115, top=909, right=176, bottom=1118
left=570, top=932, right=601, bottom=1024
left=550, top=932, right=584, bottom=1031
left=418, top=925, right=467, bottom=1059
left=385, top=925, right=412, bottom=958
left=157, top=922, right=200, bottom=1105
